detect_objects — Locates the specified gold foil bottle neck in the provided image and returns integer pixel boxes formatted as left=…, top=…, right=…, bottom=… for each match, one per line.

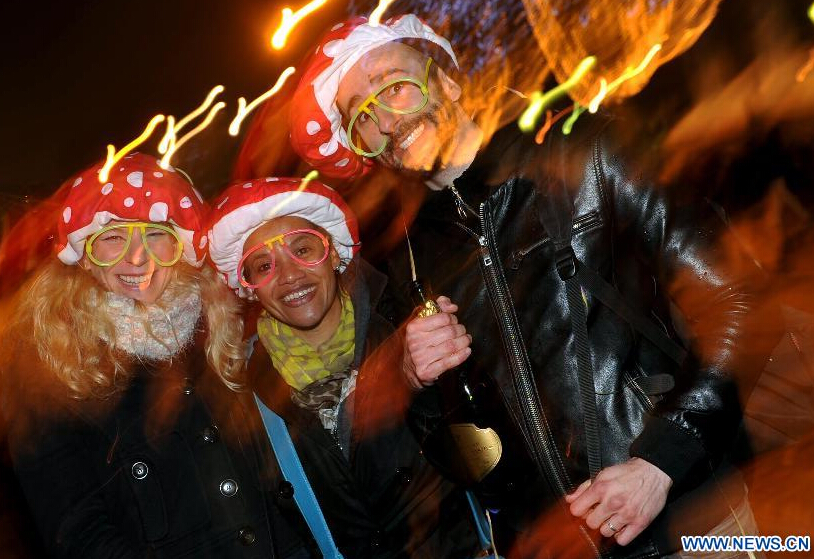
left=417, top=299, right=441, bottom=318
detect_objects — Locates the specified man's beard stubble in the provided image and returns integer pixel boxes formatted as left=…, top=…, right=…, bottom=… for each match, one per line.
left=378, top=97, right=460, bottom=179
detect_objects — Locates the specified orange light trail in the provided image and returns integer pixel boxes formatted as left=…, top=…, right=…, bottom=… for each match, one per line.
left=534, top=107, right=574, bottom=144
left=369, top=0, right=397, bottom=26
left=271, top=0, right=329, bottom=50
left=99, top=115, right=166, bottom=183
left=796, top=48, right=814, bottom=82
left=228, top=66, right=296, bottom=136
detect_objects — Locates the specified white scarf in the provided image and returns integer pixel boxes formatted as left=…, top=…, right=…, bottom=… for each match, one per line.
left=96, top=288, right=202, bottom=361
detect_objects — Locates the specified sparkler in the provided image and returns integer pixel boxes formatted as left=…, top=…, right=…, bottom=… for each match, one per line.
left=518, top=56, right=596, bottom=133
left=99, top=115, right=166, bottom=183
left=229, top=67, right=297, bottom=137
left=271, top=0, right=329, bottom=50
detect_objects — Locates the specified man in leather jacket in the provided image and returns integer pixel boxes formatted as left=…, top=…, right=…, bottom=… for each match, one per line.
left=288, top=15, right=770, bottom=559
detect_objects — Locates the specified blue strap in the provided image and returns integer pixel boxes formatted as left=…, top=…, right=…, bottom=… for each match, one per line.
left=466, top=491, right=504, bottom=559
left=254, top=394, right=345, bottom=559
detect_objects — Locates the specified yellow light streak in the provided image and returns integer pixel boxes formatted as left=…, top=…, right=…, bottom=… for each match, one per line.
left=267, top=171, right=320, bottom=217
left=562, top=103, right=587, bottom=135
left=99, top=115, right=166, bottom=183
left=158, top=85, right=225, bottom=156
left=369, top=0, right=397, bottom=26
left=518, top=56, right=596, bottom=133
left=176, top=85, right=224, bottom=131
left=271, top=0, right=328, bottom=50
left=809, top=1, right=814, bottom=23
left=586, top=43, right=662, bottom=115
left=605, top=43, right=662, bottom=92
left=160, top=102, right=226, bottom=168
left=588, top=79, right=608, bottom=114
left=158, top=115, right=177, bottom=156
left=229, top=67, right=296, bottom=137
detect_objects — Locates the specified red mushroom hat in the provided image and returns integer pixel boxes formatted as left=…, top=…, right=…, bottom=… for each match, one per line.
left=56, top=153, right=208, bottom=267
left=289, top=14, right=458, bottom=181
left=206, top=177, right=360, bottom=297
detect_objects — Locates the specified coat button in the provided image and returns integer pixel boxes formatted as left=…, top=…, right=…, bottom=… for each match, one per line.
left=182, top=378, right=194, bottom=395
left=238, top=526, right=256, bottom=546
left=370, top=530, right=382, bottom=550
left=219, top=479, right=239, bottom=497
left=131, top=461, right=149, bottom=480
left=200, top=425, right=219, bottom=444
left=277, top=480, right=294, bottom=499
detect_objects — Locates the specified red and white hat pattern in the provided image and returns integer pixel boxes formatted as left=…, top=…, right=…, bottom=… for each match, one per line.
left=206, top=177, right=360, bottom=297
left=289, top=14, right=458, bottom=181
left=56, top=153, right=208, bottom=267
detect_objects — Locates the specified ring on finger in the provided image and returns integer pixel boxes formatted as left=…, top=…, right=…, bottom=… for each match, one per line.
left=606, top=520, right=620, bottom=533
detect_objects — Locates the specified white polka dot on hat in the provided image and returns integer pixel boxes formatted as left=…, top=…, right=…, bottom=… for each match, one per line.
left=56, top=153, right=208, bottom=267
left=206, top=177, right=360, bottom=298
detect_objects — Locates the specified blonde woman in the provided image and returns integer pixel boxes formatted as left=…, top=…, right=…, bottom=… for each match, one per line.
left=0, top=154, right=308, bottom=559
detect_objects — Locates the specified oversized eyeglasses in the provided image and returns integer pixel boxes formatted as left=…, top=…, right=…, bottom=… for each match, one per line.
left=85, top=222, right=183, bottom=267
left=238, top=229, right=330, bottom=289
left=346, top=58, right=434, bottom=158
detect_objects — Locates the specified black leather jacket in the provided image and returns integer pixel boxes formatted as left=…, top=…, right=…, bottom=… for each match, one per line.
left=389, top=118, right=767, bottom=558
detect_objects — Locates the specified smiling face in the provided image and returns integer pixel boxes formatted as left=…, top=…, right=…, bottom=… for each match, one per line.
left=81, top=220, right=176, bottom=304
left=337, top=42, right=462, bottom=175
left=243, top=216, right=342, bottom=345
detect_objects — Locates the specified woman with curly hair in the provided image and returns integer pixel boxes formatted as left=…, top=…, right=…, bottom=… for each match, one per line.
left=0, top=154, right=307, bottom=559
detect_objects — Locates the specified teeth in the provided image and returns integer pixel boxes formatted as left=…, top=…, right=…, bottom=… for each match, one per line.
left=283, top=286, right=316, bottom=302
left=118, top=274, right=151, bottom=285
left=399, top=122, right=425, bottom=150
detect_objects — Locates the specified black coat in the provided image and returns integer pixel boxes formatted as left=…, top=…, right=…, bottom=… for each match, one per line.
left=247, top=258, right=479, bottom=559
left=3, top=330, right=308, bottom=559
left=388, top=118, right=773, bottom=558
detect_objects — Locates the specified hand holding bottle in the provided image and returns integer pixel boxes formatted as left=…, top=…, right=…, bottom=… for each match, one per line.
left=402, top=296, right=473, bottom=389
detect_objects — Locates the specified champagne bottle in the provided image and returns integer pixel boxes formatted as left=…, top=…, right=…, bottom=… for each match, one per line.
left=408, top=278, right=505, bottom=488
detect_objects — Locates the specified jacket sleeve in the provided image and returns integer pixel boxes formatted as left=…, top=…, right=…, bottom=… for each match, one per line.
left=596, top=134, right=774, bottom=490
left=7, top=403, right=143, bottom=559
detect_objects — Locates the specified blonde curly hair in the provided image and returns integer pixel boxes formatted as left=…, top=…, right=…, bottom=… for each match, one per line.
left=1, top=260, right=246, bottom=399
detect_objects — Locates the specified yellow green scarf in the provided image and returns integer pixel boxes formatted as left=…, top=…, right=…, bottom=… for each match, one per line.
left=257, top=294, right=355, bottom=391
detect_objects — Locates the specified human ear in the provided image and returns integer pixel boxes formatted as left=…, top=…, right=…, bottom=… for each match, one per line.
left=434, top=66, right=462, bottom=103
left=329, top=248, right=341, bottom=271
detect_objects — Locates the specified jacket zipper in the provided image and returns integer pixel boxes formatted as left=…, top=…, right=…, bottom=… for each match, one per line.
left=477, top=201, right=603, bottom=559
left=508, top=210, right=602, bottom=270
